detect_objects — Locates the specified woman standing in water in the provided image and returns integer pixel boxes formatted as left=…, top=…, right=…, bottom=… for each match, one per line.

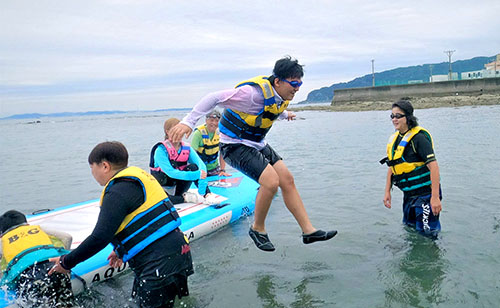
left=380, top=100, right=442, bottom=238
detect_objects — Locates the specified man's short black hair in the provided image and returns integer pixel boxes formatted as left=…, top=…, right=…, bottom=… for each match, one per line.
left=88, top=141, right=128, bottom=169
left=0, top=210, right=27, bottom=234
left=273, top=56, right=304, bottom=80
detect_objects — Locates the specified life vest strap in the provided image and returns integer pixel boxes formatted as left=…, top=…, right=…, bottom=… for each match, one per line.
left=112, top=200, right=180, bottom=260
left=149, top=142, right=162, bottom=169
left=260, top=110, right=280, bottom=122
left=4, top=245, right=65, bottom=274
left=114, top=200, right=178, bottom=243
left=200, top=143, right=219, bottom=150
left=196, top=151, right=218, bottom=164
left=170, top=160, right=188, bottom=170
left=112, top=213, right=179, bottom=259
left=386, top=158, right=405, bottom=167
left=393, top=166, right=431, bottom=195
left=220, top=109, right=269, bottom=142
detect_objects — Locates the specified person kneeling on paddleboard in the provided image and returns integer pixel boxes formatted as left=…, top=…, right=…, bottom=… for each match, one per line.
left=49, top=141, right=194, bottom=308
left=0, top=210, right=75, bottom=307
left=150, top=117, right=219, bottom=205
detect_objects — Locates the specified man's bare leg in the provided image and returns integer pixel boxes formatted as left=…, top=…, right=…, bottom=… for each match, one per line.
left=252, top=164, right=279, bottom=233
left=272, top=160, right=316, bottom=234
left=249, top=161, right=337, bottom=251
left=247, top=164, right=280, bottom=251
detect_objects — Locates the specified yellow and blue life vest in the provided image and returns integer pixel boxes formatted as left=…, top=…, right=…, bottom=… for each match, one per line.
left=194, top=123, right=220, bottom=170
left=219, top=76, right=289, bottom=142
left=381, top=126, right=434, bottom=195
left=1, top=224, right=68, bottom=286
left=102, top=166, right=181, bottom=262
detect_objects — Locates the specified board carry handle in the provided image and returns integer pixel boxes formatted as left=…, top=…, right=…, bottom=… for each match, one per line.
left=31, top=208, right=52, bottom=215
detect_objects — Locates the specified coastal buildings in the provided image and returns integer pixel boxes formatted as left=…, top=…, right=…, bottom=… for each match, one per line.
left=460, top=54, right=500, bottom=80
left=426, top=53, right=500, bottom=82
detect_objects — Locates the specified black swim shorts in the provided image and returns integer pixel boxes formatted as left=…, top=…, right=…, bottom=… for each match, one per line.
left=220, top=143, right=282, bottom=182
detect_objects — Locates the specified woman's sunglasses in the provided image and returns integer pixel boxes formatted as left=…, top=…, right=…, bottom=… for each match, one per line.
left=390, top=113, right=406, bottom=119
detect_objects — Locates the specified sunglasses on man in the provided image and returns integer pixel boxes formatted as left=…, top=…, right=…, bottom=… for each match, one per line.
left=280, top=78, right=303, bottom=88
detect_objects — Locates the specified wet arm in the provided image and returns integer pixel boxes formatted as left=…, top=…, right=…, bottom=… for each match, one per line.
left=427, top=161, right=442, bottom=215
left=60, top=187, right=132, bottom=269
left=188, top=149, right=207, bottom=173
left=383, top=168, right=393, bottom=208
left=154, top=146, right=201, bottom=181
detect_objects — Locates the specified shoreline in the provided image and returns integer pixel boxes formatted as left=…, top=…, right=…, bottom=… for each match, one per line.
left=289, top=94, right=500, bottom=112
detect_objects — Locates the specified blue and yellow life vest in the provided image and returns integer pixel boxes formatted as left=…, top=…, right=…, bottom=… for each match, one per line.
left=219, top=76, right=289, bottom=142
left=194, top=123, right=220, bottom=169
left=102, top=166, right=181, bottom=262
left=1, top=225, right=68, bottom=286
left=381, top=126, right=434, bottom=195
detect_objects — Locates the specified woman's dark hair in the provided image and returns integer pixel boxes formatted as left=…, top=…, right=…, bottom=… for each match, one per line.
left=88, top=141, right=128, bottom=169
left=272, top=55, right=304, bottom=80
left=392, top=99, right=419, bottom=129
left=0, top=210, right=27, bottom=234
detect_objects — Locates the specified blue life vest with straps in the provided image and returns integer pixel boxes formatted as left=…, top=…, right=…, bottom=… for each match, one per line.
left=219, top=76, right=289, bottom=142
left=102, top=166, right=181, bottom=262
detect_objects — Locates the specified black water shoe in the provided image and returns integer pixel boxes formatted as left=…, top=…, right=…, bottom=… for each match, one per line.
left=249, top=228, right=275, bottom=252
left=302, top=229, right=338, bottom=244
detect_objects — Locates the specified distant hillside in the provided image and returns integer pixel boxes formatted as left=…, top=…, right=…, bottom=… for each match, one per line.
left=1, top=108, right=191, bottom=120
left=302, top=55, right=496, bottom=103
left=3, top=110, right=127, bottom=120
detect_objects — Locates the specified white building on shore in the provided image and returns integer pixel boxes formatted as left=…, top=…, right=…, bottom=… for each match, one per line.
left=430, top=73, right=458, bottom=82
left=461, top=54, right=500, bottom=80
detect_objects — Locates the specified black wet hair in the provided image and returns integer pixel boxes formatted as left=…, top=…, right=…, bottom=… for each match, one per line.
left=272, top=55, right=304, bottom=80
left=88, top=141, right=128, bottom=169
left=392, top=99, right=419, bottom=129
left=0, top=210, right=27, bottom=234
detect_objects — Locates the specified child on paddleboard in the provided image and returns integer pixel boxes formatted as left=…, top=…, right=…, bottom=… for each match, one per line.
left=150, top=117, right=218, bottom=205
left=0, top=210, right=75, bottom=307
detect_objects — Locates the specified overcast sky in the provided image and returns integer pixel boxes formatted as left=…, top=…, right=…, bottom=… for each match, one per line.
left=1, top=0, right=499, bottom=117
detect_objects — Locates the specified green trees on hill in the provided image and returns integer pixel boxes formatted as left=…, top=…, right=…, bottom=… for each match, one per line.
left=303, top=56, right=495, bottom=103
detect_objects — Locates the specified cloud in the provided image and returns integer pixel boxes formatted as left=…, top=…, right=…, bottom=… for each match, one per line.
left=1, top=0, right=499, bottom=116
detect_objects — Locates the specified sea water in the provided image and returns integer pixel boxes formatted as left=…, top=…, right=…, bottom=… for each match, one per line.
left=1, top=105, right=499, bottom=307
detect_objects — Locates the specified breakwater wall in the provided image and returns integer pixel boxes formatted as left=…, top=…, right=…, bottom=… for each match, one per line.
left=332, top=77, right=500, bottom=104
